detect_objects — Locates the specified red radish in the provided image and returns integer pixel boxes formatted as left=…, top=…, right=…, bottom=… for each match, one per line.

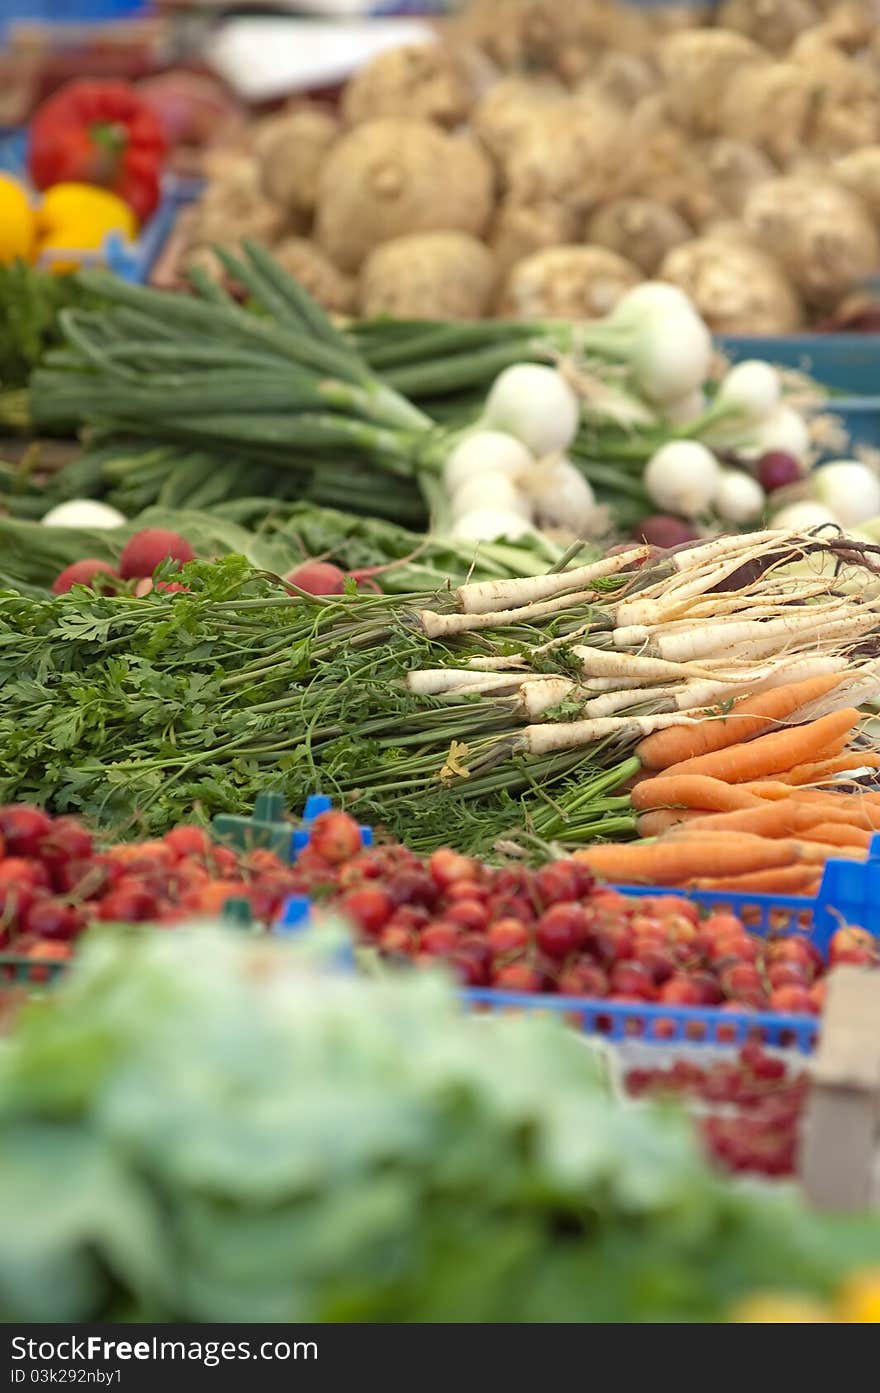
left=0, top=806, right=52, bottom=856
left=610, top=962, right=657, bottom=1000
left=241, top=848, right=284, bottom=876
left=421, top=922, right=461, bottom=956
left=285, top=561, right=347, bottom=595
left=769, top=984, right=813, bottom=1014
left=247, top=874, right=300, bottom=921
left=449, top=951, right=488, bottom=986
left=136, top=578, right=192, bottom=596
left=758, top=451, right=802, bottom=492
left=659, top=975, right=702, bottom=1006
left=388, top=906, right=429, bottom=933
left=637, top=946, right=677, bottom=985
left=0, top=881, right=37, bottom=928
left=445, top=879, right=487, bottom=903
left=163, top=825, right=211, bottom=859
left=386, top=869, right=437, bottom=909
left=52, top=559, right=118, bottom=595
left=308, top=810, right=362, bottom=865
left=445, top=898, right=489, bottom=932
left=486, top=917, right=530, bottom=955
left=340, top=886, right=394, bottom=938
left=535, top=861, right=579, bottom=905
left=637, top=516, right=698, bottom=548
left=429, top=847, right=478, bottom=889
left=98, top=886, right=159, bottom=922
left=119, top=529, right=195, bottom=579
left=557, top=962, right=609, bottom=997
left=379, top=924, right=418, bottom=956
left=54, top=855, right=117, bottom=898
left=25, top=898, right=86, bottom=941
left=536, top=904, right=588, bottom=959
left=492, top=962, right=544, bottom=992
left=39, top=816, right=93, bottom=872
left=0, top=857, right=49, bottom=890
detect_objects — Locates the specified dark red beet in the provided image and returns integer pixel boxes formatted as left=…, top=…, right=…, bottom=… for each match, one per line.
left=758, top=452, right=802, bottom=492
left=637, top=516, right=698, bottom=549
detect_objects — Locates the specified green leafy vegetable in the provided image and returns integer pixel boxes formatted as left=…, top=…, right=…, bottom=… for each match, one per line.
left=0, top=261, right=101, bottom=392
left=2, top=926, right=876, bottom=1322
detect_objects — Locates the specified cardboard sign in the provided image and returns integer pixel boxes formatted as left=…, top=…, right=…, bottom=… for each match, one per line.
left=799, top=967, right=880, bottom=1211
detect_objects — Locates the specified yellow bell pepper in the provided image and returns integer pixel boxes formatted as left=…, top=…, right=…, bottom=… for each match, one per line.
left=835, top=1270, right=880, bottom=1322
left=36, top=182, right=138, bottom=274
left=728, top=1292, right=830, bottom=1323
left=0, top=174, right=36, bottom=264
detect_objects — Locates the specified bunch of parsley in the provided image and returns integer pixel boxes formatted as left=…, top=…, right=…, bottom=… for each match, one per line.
left=0, top=261, right=99, bottom=391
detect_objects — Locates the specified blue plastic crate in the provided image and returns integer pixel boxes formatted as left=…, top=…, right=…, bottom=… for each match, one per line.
left=0, top=128, right=199, bottom=283
left=720, top=334, right=880, bottom=393
left=0, top=0, right=149, bottom=44
left=720, top=334, right=880, bottom=461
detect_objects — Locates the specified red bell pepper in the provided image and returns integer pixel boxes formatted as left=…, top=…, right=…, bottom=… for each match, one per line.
left=28, top=79, right=168, bottom=224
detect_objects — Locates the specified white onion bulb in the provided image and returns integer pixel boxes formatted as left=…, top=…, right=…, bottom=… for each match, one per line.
left=443, top=430, right=534, bottom=494
left=42, top=499, right=127, bottom=528
left=770, top=500, right=838, bottom=530
left=751, top=405, right=810, bottom=464
left=451, top=507, right=535, bottom=542
left=714, top=469, right=766, bottom=524
left=528, top=458, right=597, bottom=533
left=451, top=472, right=532, bottom=521
left=644, top=440, right=721, bottom=519
left=717, top=360, right=781, bottom=423
left=483, top=364, right=580, bottom=456
left=812, top=459, right=880, bottom=527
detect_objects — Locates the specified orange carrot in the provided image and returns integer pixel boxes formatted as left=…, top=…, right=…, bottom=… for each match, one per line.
left=631, top=775, right=762, bottom=814
left=740, top=780, right=801, bottom=801
left=636, top=809, right=702, bottom=837
left=793, top=841, right=865, bottom=864
left=688, top=797, right=880, bottom=836
left=573, top=838, right=801, bottom=886
left=635, top=672, right=845, bottom=771
left=656, top=708, right=861, bottom=784
left=689, top=865, right=822, bottom=895
left=777, top=753, right=880, bottom=785
left=801, top=822, right=873, bottom=850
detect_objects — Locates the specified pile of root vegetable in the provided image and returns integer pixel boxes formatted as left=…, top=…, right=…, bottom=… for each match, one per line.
left=169, top=0, right=880, bottom=333
left=3, top=524, right=880, bottom=858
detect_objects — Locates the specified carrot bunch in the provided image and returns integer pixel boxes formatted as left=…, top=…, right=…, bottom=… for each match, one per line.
left=575, top=673, right=880, bottom=894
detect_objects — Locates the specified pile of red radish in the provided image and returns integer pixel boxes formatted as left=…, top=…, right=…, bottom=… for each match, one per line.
left=295, top=812, right=879, bottom=1032
left=52, top=528, right=196, bottom=595
left=50, top=529, right=387, bottom=599
left=625, top=1045, right=807, bottom=1178
left=0, top=803, right=311, bottom=974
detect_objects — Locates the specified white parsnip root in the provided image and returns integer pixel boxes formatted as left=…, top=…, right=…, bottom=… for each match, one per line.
left=571, top=645, right=747, bottom=684
left=520, top=710, right=702, bottom=756
left=454, top=546, right=648, bottom=615
left=515, top=678, right=578, bottom=719
left=399, top=532, right=880, bottom=789
left=407, top=667, right=508, bottom=695
left=419, top=589, right=594, bottom=637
